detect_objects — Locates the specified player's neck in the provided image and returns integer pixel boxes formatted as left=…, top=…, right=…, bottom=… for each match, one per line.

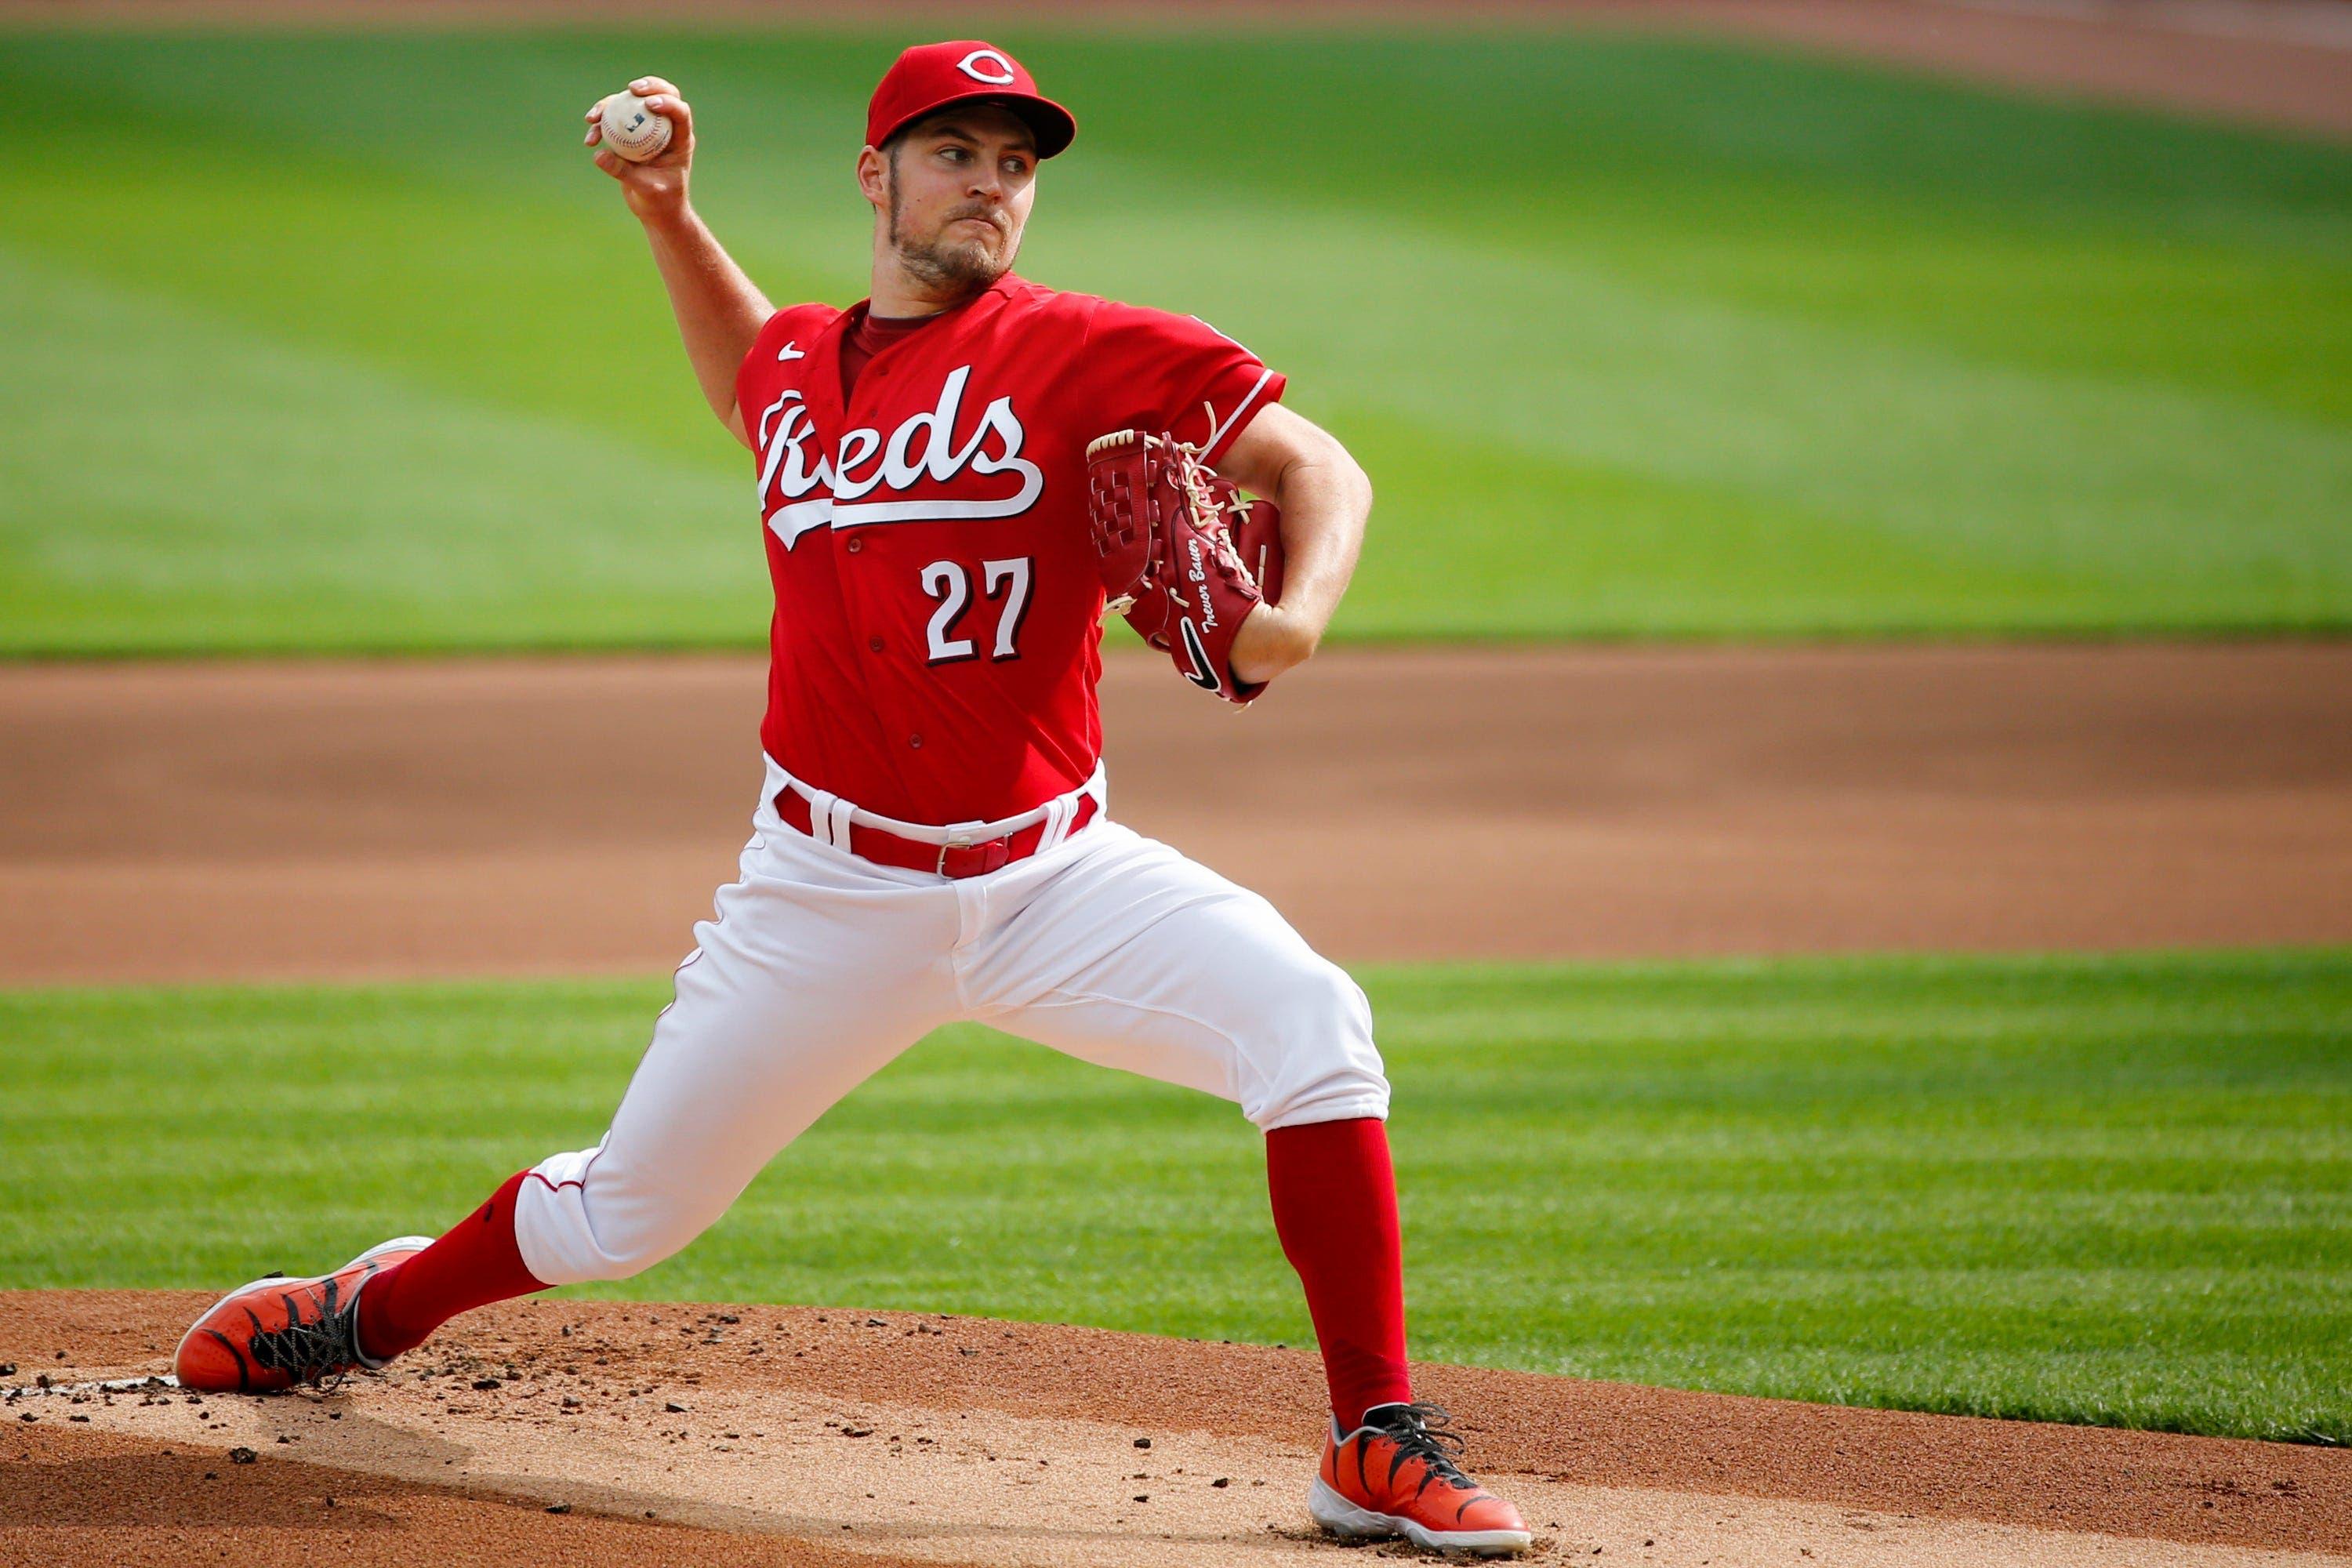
left=868, top=259, right=998, bottom=321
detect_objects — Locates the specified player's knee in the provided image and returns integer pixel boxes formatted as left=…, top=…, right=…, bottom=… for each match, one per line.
left=512, top=1141, right=709, bottom=1285
left=1243, top=959, right=1390, bottom=1131
left=572, top=1195, right=699, bottom=1282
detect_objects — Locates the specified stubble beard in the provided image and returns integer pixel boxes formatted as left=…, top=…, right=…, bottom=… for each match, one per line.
left=888, top=182, right=1017, bottom=296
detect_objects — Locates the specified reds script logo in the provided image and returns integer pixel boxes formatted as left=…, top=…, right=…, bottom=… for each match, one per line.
left=755, top=365, right=1045, bottom=549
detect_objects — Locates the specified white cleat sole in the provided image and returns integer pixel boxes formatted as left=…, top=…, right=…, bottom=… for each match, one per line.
left=1308, top=1474, right=1532, bottom=1557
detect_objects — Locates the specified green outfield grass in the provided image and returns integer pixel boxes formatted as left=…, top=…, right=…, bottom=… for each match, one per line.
left=2, top=950, right=2346, bottom=1443
left=2, top=27, right=2350, bottom=652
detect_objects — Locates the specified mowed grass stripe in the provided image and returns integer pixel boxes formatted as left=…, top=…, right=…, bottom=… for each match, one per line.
left=1, top=950, right=2345, bottom=1442
left=8, top=64, right=814, bottom=471
left=1048, top=199, right=2352, bottom=634
left=0, top=242, right=2092, bottom=648
left=1055, top=30, right=2352, bottom=423
left=3, top=29, right=2349, bottom=649
left=0, top=250, right=765, bottom=652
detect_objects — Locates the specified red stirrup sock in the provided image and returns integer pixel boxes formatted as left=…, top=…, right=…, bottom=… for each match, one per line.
left=1265, top=1116, right=1414, bottom=1430
left=356, top=1170, right=548, bottom=1363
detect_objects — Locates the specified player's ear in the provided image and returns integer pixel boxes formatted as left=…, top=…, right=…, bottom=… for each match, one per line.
left=856, top=144, right=889, bottom=209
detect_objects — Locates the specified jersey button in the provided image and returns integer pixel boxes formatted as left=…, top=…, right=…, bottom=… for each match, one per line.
left=845, top=538, right=863, bottom=554
left=908, top=733, right=924, bottom=750
left=868, top=637, right=884, bottom=653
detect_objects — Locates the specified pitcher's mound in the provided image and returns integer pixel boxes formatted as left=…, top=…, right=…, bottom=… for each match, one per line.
left=4, top=1291, right=2347, bottom=1567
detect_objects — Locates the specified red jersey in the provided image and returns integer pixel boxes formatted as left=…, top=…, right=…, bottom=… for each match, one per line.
left=732, top=273, right=1284, bottom=825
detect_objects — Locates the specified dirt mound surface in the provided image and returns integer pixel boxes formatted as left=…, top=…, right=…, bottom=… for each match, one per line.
left=2, top=1421, right=938, bottom=1568
left=5, top=1291, right=2348, bottom=1567
left=4, top=644, right=2349, bottom=985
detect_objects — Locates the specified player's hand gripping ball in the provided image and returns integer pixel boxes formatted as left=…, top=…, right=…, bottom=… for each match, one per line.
left=597, top=91, right=673, bottom=163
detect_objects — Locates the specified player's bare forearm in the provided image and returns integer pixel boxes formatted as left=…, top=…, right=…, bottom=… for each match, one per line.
left=641, top=209, right=771, bottom=447
left=1218, top=404, right=1370, bottom=684
left=585, top=77, right=772, bottom=449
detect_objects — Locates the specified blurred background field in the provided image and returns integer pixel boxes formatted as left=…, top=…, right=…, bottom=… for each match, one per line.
left=4, top=23, right=2350, bottom=652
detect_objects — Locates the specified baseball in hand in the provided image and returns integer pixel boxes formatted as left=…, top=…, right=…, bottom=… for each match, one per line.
left=598, top=91, right=673, bottom=162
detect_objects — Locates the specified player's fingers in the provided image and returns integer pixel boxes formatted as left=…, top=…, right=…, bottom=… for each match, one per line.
left=629, top=74, right=681, bottom=100
left=641, top=93, right=693, bottom=139
left=584, top=121, right=604, bottom=147
left=592, top=148, right=627, bottom=179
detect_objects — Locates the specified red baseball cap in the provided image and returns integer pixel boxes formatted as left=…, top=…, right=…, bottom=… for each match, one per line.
left=866, top=40, right=1076, bottom=159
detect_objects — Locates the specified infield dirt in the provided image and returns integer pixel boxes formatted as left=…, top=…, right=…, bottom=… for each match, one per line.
left=6, top=1291, right=2351, bottom=1568
left=4, top=644, right=2349, bottom=985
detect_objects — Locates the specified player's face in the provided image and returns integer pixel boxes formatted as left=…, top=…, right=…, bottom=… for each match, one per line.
left=883, top=107, right=1037, bottom=292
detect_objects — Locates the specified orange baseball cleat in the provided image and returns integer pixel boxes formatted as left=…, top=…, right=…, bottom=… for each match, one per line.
left=172, top=1236, right=432, bottom=1393
left=1308, top=1401, right=1533, bottom=1556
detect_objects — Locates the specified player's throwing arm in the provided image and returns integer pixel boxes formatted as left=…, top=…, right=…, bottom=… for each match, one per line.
left=585, top=77, right=773, bottom=447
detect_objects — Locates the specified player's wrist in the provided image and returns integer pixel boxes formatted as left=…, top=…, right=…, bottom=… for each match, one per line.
left=634, top=192, right=699, bottom=233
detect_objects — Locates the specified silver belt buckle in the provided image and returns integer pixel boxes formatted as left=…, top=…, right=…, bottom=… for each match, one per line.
left=937, top=822, right=984, bottom=877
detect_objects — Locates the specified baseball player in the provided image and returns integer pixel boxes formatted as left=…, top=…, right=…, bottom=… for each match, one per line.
left=173, top=41, right=1529, bottom=1557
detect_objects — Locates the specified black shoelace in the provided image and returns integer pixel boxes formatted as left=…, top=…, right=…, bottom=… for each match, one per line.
left=1370, top=1401, right=1479, bottom=1490
left=241, top=1276, right=365, bottom=1390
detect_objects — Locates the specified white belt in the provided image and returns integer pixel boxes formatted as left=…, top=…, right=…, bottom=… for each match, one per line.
left=774, top=759, right=1107, bottom=854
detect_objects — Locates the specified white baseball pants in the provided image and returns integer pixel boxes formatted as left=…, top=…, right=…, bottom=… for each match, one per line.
left=513, top=756, right=1388, bottom=1287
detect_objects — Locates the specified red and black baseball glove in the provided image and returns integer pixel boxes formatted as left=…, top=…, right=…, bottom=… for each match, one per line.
left=1084, top=430, right=1284, bottom=705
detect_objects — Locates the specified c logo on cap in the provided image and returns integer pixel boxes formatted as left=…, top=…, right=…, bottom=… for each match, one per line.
left=956, top=49, right=1018, bottom=85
